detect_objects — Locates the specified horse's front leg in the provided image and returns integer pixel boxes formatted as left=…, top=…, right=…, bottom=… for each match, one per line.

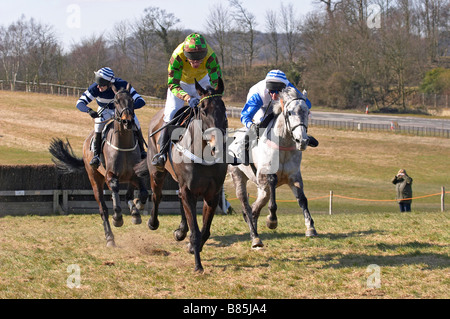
left=200, top=193, right=219, bottom=250
left=148, top=170, right=166, bottom=230
left=173, top=194, right=189, bottom=241
left=266, top=174, right=278, bottom=229
left=229, top=167, right=262, bottom=249
left=89, top=172, right=115, bottom=247
left=179, top=187, right=203, bottom=272
left=289, top=176, right=317, bottom=237
left=126, top=183, right=142, bottom=225
left=107, top=173, right=123, bottom=227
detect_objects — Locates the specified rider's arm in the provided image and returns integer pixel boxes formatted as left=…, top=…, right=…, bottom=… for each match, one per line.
left=168, top=52, right=189, bottom=102
left=240, top=93, right=263, bottom=129
left=76, top=83, right=98, bottom=113
left=205, top=51, right=222, bottom=89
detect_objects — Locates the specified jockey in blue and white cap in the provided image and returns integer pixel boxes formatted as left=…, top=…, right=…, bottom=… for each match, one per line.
left=76, top=67, right=147, bottom=168
left=240, top=69, right=318, bottom=148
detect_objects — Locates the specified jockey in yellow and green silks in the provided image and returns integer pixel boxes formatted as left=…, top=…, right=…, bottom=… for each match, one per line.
left=151, top=33, right=223, bottom=171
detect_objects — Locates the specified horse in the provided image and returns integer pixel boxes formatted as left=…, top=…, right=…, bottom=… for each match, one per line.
left=135, top=78, right=227, bottom=272
left=49, top=84, right=149, bottom=247
left=228, top=86, right=318, bottom=249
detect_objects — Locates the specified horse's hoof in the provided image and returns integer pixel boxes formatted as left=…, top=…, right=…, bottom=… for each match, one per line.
left=306, top=228, right=318, bottom=237
left=148, top=218, right=159, bottom=230
left=251, top=237, right=264, bottom=249
left=266, top=215, right=278, bottom=229
left=106, top=240, right=116, bottom=248
left=173, top=229, right=187, bottom=242
left=131, top=214, right=142, bottom=225
left=187, top=243, right=194, bottom=254
left=194, top=266, right=204, bottom=273
left=112, top=216, right=124, bottom=227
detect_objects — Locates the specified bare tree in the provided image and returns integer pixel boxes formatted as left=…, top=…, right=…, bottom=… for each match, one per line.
left=205, top=3, right=233, bottom=69
left=142, top=7, right=181, bottom=58
left=68, top=35, right=110, bottom=87
left=280, top=3, right=301, bottom=63
left=265, top=9, right=280, bottom=65
left=229, top=0, right=258, bottom=71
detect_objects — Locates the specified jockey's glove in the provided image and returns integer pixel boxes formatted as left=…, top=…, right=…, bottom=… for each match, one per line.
left=88, top=109, right=99, bottom=118
left=189, top=97, right=200, bottom=108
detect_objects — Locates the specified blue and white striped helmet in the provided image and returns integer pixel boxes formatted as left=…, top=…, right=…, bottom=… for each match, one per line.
left=94, top=67, right=115, bottom=86
left=265, top=69, right=288, bottom=91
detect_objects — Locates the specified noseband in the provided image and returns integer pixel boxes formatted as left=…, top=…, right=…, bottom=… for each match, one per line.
left=114, top=95, right=134, bottom=127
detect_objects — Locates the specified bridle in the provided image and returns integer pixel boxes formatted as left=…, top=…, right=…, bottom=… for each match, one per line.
left=114, top=95, right=135, bottom=128
left=279, top=97, right=308, bottom=144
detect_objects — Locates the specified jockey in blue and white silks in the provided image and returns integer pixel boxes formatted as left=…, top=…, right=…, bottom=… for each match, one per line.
left=235, top=70, right=318, bottom=166
left=240, top=69, right=312, bottom=129
left=76, top=67, right=147, bottom=168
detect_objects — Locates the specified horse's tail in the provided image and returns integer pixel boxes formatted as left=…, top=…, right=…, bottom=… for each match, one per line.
left=134, top=158, right=149, bottom=178
left=49, top=138, right=85, bottom=174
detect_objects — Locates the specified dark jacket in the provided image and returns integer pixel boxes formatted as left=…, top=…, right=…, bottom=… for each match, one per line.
left=392, top=174, right=413, bottom=203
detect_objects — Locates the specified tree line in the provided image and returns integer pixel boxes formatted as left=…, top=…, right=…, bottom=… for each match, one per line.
left=0, top=0, right=448, bottom=111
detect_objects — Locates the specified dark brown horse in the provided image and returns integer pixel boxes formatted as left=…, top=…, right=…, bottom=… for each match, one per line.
left=135, top=78, right=227, bottom=272
left=49, top=84, right=148, bottom=247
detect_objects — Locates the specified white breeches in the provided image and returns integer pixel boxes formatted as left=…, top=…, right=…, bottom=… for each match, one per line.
left=163, top=74, right=211, bottom=122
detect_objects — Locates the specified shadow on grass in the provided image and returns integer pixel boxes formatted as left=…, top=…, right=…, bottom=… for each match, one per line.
left=209, top=229, right=385, bottom=247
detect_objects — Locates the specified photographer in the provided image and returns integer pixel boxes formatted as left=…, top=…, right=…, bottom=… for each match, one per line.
left=391, top=169, right=413, bottom=212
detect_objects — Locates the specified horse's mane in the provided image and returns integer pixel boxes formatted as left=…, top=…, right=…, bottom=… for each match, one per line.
left=272, top=86, right=300, bottom=115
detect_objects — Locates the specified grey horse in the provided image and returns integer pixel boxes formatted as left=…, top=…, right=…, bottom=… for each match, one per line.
left=228, top=86, right=318, bottom=248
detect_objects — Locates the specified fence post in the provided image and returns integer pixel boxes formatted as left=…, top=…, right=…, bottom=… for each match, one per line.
left=329, top=190, right=333, bottom=215
left=442, top=186, right=445, bottom=212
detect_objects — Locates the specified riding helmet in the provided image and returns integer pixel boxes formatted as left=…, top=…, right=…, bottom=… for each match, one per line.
left=183, top=33, right=208, bottom=61
left=94, top=67, right=115, bottom=86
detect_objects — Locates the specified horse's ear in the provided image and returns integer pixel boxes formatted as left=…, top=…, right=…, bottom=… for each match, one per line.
left=126, top=83, right=131, bottom=92
left=216, top=77, right=224, bottom=95
left=195, top=79, right=207, bottom=95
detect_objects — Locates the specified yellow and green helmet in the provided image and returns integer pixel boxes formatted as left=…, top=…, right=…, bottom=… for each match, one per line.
left=183, top=33, right=208, bottom=60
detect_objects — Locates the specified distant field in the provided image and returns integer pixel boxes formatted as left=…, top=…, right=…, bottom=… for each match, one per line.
left=0, top=91, right=449, bottom=300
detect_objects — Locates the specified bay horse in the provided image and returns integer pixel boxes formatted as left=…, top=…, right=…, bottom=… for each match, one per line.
left=135, top=78, right=227, bottom=272
left=49, top=84, right=148, bottom=247
left=228, top=86, right=318, bottom=249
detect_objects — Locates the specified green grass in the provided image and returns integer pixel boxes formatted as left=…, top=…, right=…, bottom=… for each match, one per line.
left=0, top=211, right=448, bottom=298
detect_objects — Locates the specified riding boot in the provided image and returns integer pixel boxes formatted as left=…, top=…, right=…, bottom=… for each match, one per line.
left=307, top=135, right=319, bottom=147
left=151, top=125, right=170, bottom=171
left=89, top=132, right=102, bottom=169
left=135, top=128, right=147, bottom=159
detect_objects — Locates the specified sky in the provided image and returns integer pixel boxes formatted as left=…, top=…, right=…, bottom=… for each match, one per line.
left=0, top=0, right=317, bottom=50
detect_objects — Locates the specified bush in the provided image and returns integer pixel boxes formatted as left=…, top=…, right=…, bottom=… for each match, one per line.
left=420, top=68, right=450, bottom=94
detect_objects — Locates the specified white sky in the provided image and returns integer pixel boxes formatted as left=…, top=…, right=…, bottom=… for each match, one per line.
left=0, top=0, right=317, bottom=50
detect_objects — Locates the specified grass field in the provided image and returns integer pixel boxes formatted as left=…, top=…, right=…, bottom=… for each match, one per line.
left=0, top=90, right=449, bottom=299
left=0, top=212, right=448, bottom=299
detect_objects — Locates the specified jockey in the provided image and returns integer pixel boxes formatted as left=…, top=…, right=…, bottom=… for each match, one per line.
left=241, top=69, right=318, bottom=147
left=76, top=67, right=147, bottom=169
left=151, top=33, right=222, bottom=171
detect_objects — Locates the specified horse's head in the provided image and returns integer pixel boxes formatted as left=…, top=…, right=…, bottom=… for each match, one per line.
left=277, top=86, right=310, bottom=151
left=112, top=83, right=135, bottom=130
left=194, top=77, right=227, bottom=158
